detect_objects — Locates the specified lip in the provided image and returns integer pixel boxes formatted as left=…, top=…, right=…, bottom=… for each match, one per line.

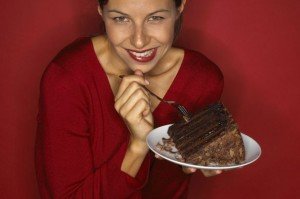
left=126, top=48, right=158, bottom=63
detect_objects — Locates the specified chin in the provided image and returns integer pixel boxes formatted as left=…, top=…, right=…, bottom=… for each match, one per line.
left=129, top=65, right=153, bottom=74
left=119, top=51, right=164, bottom=74
left=120, top=56, right=154, bottom=72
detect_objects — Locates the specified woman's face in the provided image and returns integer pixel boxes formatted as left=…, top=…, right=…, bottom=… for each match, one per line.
left=99, top=0, right=183, bottom=73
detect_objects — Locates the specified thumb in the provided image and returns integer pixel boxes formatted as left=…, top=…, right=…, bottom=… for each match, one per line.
left=155, top=154, right=164, bottom=160
left=134, top=70, right=144, bottom=77
left=182, top=167, right=197, bottom=174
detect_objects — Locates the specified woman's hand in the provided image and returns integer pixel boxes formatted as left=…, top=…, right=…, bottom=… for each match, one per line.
left=182, top=167, right=222, bottom=177
left=155, top=154, right=223, bottom=177
left=116, top=70, right=154, bottom=177
left=114, top=70, right=154, bottom=147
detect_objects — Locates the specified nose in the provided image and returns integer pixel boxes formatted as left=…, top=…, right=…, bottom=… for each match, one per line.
left=130, top=23, right=150, bottom=49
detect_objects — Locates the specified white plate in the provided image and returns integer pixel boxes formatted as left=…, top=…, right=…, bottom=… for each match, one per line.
left=147, top=124, right=261, bottom=170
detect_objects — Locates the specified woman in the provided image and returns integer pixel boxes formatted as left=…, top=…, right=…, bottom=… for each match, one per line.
left=36, top=0, right=224, bottom=198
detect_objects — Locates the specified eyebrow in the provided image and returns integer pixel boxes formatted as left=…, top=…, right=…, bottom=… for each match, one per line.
left=107, top=9, right=170, bottom=16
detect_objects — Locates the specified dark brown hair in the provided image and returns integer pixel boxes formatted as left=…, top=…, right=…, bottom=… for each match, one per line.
left=98, top=0, right=183, bottom=40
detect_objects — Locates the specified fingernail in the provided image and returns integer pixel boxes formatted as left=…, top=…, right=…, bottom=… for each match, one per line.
left=134, top=70, right=143, bottom=76
left=190, top=168, right=196, bottom=173
left=216, top=170, right=222, bottom=174
left=145, top=79, right=150, bottom=85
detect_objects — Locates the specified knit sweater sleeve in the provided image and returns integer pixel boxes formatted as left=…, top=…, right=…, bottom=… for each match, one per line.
left=35, top=61, right=150, bottom=199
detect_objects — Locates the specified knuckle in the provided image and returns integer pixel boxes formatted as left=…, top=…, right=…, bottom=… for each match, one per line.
left=123, top=76, right=130, bottom=82
left=145, top=91, right=150, bottom=98
left=182, top=168, right=189, bottom=174
left=124, top=115, right=130, bottom=122
left=134, top=81, right=142, bottom=87
left=130, top=82, right=139, bottom=90
left=132, top=88, right=143, bottom=98
left=132, top=82, right=140, bottom=89
left=138, top=98, right=148, bottom=106
left=136, top=88, right=145, bottom=97
left=137, top=76, right=145, bottom=82
left=114, top=102, right=120, bottom=112
left=142, top=98, right=149, bottom=105
left=119, top=105, right=127, bottom=117
left=125, top=113, right=135, bottom=123
left=123, top=76, right=144, bottom=85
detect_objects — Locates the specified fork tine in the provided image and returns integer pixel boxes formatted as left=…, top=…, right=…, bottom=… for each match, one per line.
left=178, top=105, right=189, bottom=117
left=178, top=105, right=190, bottom=122
left=182, top=107, right=189, bottom=117
left=177, top=105, right=184, bottom=114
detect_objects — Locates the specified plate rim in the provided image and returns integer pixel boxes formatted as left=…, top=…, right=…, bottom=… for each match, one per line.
left=146, top=124, right=262, bottom=170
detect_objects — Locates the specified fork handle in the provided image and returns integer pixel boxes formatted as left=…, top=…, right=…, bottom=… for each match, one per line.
left=119, top=75, right=166, bottom=103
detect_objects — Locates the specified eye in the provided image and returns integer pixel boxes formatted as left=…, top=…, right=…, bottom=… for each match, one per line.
left=148, top=16, right=165, bottom=22
left=113, top=16, right=130, bottom=23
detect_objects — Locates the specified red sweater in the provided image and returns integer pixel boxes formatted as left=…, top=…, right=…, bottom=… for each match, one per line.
left=35, top=38, right=223, bottom=199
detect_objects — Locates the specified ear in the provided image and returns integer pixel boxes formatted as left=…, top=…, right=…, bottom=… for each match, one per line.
left=98, top=5, right=103, bottom=16
left=178, top=0, right=187, bottom=14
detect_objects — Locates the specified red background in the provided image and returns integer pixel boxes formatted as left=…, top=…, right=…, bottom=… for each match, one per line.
left=0, top=0, right=299, bottom=198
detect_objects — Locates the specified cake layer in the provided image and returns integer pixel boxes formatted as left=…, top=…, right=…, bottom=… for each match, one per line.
left=167, top=102, right=245, bottom=166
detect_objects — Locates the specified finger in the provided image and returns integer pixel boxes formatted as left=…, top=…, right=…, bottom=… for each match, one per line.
left=182, top=167, right=196, bottom=174
left=134, top=70, right=143, bottom=76
left=116, top=88, right=150, bottom=118
left=125, top=99, right=151, bottom=124
left=142, top=99, right=152, bottom=116
left=115, top=81, right=149, bottom=112
left=201, top=169, right=222, bottom=177
left=116, top=75, right=149, bottom=100
left=122, top=82, right=150, bottom=104
left=123, top=89, right=152, bottom=125
left=155, top=154, right=164, bottom=160
left=143, top=107, right=154, bottom=126
left=134, top=70, right=150, bottom=84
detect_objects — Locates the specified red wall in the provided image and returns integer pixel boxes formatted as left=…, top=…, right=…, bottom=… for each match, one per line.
left=0, top=0, right=299, bottom=198
left=180, top=0, right=300, bottom=198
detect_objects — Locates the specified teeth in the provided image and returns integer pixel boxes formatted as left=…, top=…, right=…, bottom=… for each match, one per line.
left=130, top=49, right=154, bottom=57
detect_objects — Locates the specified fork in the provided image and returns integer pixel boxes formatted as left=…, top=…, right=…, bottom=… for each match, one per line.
left=119, top=75, right=191, bottom=122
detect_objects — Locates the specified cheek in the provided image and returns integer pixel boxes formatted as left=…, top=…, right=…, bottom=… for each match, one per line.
left=104, top=20, right=176, bottom=47
left=105, top=22, right=131, bottom=45
left=148, top=22, right=175, bottom=44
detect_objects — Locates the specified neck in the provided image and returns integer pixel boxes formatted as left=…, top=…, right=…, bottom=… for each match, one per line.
left=145, top=48, right=182, bottom=78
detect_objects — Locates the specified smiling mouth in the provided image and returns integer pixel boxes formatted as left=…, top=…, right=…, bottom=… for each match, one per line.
left=127, top=48, right=157, bottom=62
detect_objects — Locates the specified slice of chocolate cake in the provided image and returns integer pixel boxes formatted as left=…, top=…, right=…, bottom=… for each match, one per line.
left=166, top=102, right=245, bottom=166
